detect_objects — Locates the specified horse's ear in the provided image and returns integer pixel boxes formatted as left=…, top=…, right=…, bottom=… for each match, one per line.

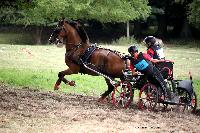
left=58, top=20, right=63, bottom=26
left=65, top=20, right=70, bottom=24
left=58, top=18, right=66, bottom=26
left=70, top=20, right=81, bottom=28
left=76, top=20, right=81, bottom=27
left=62, top=18, right=69, bottom=23
left=76, top=19, right=81, bottom=24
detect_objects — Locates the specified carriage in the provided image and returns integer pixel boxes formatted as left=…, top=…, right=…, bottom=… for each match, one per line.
left=49, top=19, right=197, bottom=113
left=112, top=58, right=197, bottom=112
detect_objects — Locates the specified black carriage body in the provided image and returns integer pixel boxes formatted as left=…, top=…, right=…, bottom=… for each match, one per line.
left=177, top=80, right=194, bottom=96
left=122, top=70, right=147, bottom=90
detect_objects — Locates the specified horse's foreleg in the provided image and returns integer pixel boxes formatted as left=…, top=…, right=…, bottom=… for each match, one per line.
left=54, top=72, right=68, bottom=90
left=54, top=69, right=76, bottom=90
left=98, top=78, right=114, bottom=102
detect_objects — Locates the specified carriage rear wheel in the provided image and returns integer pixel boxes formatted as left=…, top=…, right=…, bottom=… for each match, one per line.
left=138, top=83, right=158, bottom=111
left=112, top=81, right=133, bottom=108
left=175, top=89, right=197, bottom=113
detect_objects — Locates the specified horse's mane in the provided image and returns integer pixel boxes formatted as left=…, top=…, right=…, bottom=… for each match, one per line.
left=60, top=20, right=125, bottom=59
left=69, top=21, right=89, bottom=43
left=68, top=21, right=125, bottom=59
left=77, top=27, right=89, bottom=43
left=58, top=19, right=89, bottom=43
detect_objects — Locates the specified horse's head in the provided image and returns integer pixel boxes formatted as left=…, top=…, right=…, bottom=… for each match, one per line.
left=48, top=19, right=67, bottom=47
left=49, top=19, right=88, bottom=48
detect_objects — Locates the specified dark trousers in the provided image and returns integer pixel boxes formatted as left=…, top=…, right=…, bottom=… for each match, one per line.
left=147, top=67, right=172, bottom=98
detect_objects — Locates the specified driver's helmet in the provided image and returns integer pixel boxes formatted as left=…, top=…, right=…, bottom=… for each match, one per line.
left=128, top=45, right=138, bottom=54
left=143, top=36, right=156, bottom=46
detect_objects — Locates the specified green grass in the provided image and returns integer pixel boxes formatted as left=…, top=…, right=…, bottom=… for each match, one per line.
left=0, top=68, right=107, bottom=96
left=0, top=43, right=200, bottom=103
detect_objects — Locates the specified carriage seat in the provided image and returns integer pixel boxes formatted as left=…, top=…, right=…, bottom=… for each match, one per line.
left=155, top=61, right=174, bottom=80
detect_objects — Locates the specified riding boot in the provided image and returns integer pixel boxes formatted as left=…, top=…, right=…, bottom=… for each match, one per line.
left=153, top=68, right=172, bottom=99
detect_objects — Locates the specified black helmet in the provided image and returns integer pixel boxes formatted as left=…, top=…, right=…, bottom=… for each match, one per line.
left=143, top=36, right=156, bottom=46
left=128, top=45, right=138, bottom=53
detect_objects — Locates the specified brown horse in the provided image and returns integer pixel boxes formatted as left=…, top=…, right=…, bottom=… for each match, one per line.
left=49, top=19, right=126, bottom=101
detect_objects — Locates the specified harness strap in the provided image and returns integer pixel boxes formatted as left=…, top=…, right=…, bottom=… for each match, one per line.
left=80, top=45, right=97, bottom=63
left=81, top=60, right=116, bottom=86
left=66, top=42, right=82, bottom=52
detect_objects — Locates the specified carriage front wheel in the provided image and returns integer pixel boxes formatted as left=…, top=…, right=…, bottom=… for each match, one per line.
left=138, top=83, right=158, bottom=111
left=112, top=81, right=133, bottom=108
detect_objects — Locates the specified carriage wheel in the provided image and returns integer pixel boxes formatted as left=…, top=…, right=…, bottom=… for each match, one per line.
left=112, top=81, right=133, bottom=108
left=156, top=80, right=178, bottom=111
left=175, top=89, right=197, bottom=113
left=190, top=92, right=197, bottom=113
left=138, top=83, right=158, bottom=111
left=156, top=87, right=168, bottom=111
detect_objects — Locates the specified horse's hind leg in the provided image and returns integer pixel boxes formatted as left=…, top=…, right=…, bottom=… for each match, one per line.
left=98, top=78, right=114, bottom=102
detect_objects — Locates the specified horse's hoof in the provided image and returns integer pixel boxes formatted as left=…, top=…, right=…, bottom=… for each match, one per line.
left=137, top=100, right=145, bottom=110
left=68, top=81, right=76, bottom=86
left=98, top=96, right=107, bottom=103
left=54, top=84, right=60, bottom=90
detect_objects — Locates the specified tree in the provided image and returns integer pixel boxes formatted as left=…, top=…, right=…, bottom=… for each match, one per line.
left=147, top=0, right=193, bottom=38
left=1, top=0, right=151, bottom=44
left=15, top=0, right=67, bottom=44
left=189, top=0, right=200, bottom=30
left=0, top=0, right=20, bottom=24
left=87, top=0, right=151, bottom=37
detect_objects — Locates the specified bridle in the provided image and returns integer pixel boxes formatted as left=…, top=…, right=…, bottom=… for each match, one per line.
left=51, top=23, right=83, bottom=53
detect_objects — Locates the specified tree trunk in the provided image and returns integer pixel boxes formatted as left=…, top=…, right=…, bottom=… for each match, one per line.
left=171, top=18, right=183, bottom=38
left=133, top=20, right=142, bottom=39
left=35, top=26, right=43, bottom=44
left=127, top=21, right=130, bottom=38
left=156, top=15, right=167, bottom=38
left=180, top=19, right=192, bottom=39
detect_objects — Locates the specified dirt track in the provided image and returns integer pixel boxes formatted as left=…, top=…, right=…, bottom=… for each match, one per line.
left=0, top=83, right=200, bottom=133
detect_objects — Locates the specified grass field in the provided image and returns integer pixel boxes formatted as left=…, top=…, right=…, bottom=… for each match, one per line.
left=0, top=43, right=200, bottom=103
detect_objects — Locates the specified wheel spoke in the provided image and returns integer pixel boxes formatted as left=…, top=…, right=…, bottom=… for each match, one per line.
left=112, top=81, right=133, bottom=108
left=138, top=83, right=158, bottom=111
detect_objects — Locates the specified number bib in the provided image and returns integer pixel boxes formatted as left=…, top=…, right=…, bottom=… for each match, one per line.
left=134, top=59, right=149, bottom=70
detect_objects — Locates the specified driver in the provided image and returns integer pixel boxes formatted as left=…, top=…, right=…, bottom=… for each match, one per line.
left=143, top=36, right=165, bottom=60
left=128, top=45, right=177, bottom=103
